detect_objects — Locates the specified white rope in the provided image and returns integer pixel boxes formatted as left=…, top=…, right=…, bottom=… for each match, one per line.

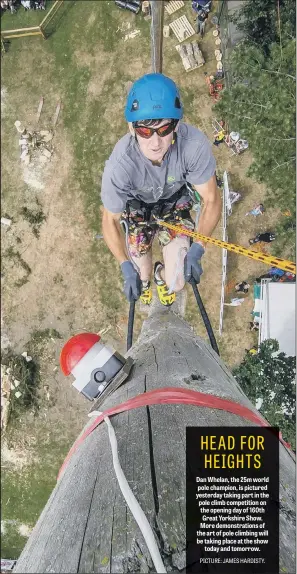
left=89, top=411, right=167, bottom=573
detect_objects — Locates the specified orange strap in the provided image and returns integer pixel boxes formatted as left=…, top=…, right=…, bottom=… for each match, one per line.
left=58, top=387, right=291, bottom=480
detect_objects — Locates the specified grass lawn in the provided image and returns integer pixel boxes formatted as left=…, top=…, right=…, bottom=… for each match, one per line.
left=1, top=1, right=153, bottom=558
left=1, top=434, right=69, bottom=558
left=1, top=0, right=276, bottom=560
left=1, top=1, right=56, bottom=30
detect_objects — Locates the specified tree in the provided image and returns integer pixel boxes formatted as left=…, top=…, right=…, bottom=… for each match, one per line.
left=233, top=339, right=296, bottom=450
left=230, top=0, right=296, bottom=53
left=215, top=39, right=296, bottom=257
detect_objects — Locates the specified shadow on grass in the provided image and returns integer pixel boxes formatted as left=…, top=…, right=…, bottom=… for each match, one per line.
left=42, top=0, right=75, bottom=39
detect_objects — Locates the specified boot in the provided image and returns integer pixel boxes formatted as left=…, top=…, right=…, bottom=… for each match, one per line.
left=154, top=262, right=176, bottom=306
left=140, top=280, right=152, bottom=305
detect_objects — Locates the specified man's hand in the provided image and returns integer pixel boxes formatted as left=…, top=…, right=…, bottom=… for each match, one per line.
left=184, top=242, right=205, bottom=284
left=121, top=261, right=141, bottom=302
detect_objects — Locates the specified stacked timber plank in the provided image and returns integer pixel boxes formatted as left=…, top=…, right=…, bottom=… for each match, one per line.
left=176, top=40, right=205, bottom=72
left=169, top=14, right=195, bottom=42
left=165, top=0, right=184, bottom=15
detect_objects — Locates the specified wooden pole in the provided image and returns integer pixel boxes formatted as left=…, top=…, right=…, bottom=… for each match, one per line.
left=39, top=26, right=46, bottom=40
left=150, top=0, right=164, bottom=73
left=14, top=303, right=295, bottom=573
left=39, top=0, right=60, bottom=28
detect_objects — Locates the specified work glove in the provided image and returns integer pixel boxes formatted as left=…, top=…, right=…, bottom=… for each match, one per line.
left=121, top=261, right=141, bottom=302
left=184, top=242, right=205, bottom=284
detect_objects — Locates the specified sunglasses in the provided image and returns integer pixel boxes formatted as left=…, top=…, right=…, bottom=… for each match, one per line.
left=133, top=119, right=178, bottom=139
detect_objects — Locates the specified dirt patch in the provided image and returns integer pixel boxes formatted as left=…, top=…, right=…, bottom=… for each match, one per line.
left=18, top=524, right=33, bottom=537
left=1, top=314, right=12, bottom=351
left=1, top=122, right=105, bottom=442
left=2, top=130, right=103, bottom=349
left=87, top=68, right=115, bottom=99
left=75, top=49, right=146, bottom=103
left=1, top=87, right=7, bottom=116
left=22, top=161, right=48, bottom=191
left=1, top=441, right=37, bottom=470
left=74, top=48, right=116, bottom=100
left=86, top=11, right=96, bottom=28
left=74, top=48, right=109, bottom=69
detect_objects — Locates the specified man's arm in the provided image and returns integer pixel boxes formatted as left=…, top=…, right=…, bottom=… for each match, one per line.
left=102, top=208, right=128, bottom=264
left=192, top=175, right=222, bottom=244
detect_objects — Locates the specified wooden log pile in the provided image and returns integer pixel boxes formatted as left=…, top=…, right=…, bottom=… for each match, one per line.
left=14, top=120, right=53, bottom=166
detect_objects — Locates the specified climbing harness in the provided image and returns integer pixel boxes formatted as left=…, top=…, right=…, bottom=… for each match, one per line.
left=121, top=188, right=219, bottom=355
left=122, top=187, right=297, bottom=353
left=122, top=192, right=220, bottom=354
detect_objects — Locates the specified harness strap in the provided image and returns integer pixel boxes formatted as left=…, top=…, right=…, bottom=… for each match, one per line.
left=58, top=387, right=292, bottom=480
left=125, top=184, right=192, bottom=223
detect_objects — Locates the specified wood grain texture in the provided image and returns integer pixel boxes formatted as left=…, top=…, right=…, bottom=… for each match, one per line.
left=14, top=308, right=296, bottom=573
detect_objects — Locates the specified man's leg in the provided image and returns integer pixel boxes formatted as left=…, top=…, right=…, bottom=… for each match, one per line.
left=157, top=193, right=194, bottom=295
left=122, top=207, right=155, bottom=281
left=162, top=235, right=190, bottom=293
left=130, top=250, right=153, bottom=282
left=127, top=227, right=154, bottom=304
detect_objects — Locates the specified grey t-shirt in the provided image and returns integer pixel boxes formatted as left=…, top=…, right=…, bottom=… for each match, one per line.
left=101, top=122, right=216, bottom=213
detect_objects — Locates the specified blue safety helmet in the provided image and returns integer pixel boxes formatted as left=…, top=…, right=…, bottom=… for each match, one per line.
left=125, top=73, right=183, bottom=122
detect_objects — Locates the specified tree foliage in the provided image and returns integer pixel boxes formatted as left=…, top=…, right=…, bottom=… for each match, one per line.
left=233, top=340, right=296, bottom=450
left=215, top=1, right=296, bottom=257
left=230, top=0, right=296, bottom=54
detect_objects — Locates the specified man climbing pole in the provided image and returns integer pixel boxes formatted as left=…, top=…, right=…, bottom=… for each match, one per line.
left=101, top=73, right=221, bottom=306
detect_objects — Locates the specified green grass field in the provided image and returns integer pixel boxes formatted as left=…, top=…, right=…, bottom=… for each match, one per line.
left=1, top=0, right=269, bottom=559
left=2, top=435, right=69, bottom=557
left=2, top=0, right=153, bottom=318
left=1, top=1, right=56, bottom=29
left=1, top=1, right=155, bottom=558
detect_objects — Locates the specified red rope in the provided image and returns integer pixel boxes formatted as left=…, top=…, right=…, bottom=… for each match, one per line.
left=58, top=387, right=291, bottom=480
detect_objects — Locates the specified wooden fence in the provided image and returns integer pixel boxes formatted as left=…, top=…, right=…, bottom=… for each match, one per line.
left=1, top=0, right=65, bottom=49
